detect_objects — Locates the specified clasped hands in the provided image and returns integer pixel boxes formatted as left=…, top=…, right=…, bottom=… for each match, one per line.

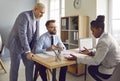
left=46, top=45, right=63, bottom=51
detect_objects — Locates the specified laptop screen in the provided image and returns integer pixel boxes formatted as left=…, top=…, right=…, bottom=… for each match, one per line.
left=79, top=38, right=93, bottom=50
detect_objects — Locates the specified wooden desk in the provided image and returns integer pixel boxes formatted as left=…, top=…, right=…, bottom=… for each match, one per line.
left=32, top=54, right=76, bottom=70
left=32, top=54, right=76, bottom=81
left=32, top=49, right=87, bottom=81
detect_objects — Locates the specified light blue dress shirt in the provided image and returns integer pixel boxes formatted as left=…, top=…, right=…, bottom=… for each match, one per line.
left=35, top=32, right=66, bottom=53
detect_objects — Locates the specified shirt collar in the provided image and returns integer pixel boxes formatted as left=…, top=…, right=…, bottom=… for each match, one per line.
left=32, top=11, right=39, bottom=21
left=46, top=32, right=56, bottom=37
left=32, top=11, right=35, bottom=20
left=99, top=32, right=106, bottom=39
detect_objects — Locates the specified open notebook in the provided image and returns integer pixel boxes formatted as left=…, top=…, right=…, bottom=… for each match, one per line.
left=79, top=38, right=93, bottom=50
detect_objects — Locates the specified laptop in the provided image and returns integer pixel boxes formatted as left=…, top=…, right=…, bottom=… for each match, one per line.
left=79, top=38, right=93, bottom=50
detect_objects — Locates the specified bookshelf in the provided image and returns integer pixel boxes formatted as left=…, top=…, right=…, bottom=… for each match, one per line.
left=61, top=15, right=89, bottom=49
left=60, top=15, right=89, bottom=76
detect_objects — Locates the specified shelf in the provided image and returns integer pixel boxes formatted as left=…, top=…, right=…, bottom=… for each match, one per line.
left=61, top=15, right=89, bottom=49
left=61, top=31, right=68, bottom=42
left=63, top=42, right=69, bottom=44
left=69, top=43, right=78, bottom=46
left=61, top=17, right=69, bottom=30
left=60, top=15, right=89, bottom=76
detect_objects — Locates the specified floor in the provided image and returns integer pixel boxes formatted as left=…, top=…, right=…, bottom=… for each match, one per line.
left=0, top=49, right=95, bottom=81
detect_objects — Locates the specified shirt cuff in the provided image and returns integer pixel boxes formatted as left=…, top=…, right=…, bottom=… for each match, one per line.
left=25, top=51, right=31, bottom=54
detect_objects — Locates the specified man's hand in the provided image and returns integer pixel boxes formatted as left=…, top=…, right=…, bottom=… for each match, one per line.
left=26, top=52, right=34, bottom=60
left=79, top=47, right=94, bottom=56
left=46, top=45, right=64, bottom=51
left=56, top=45, right=64, bottom=50
left=65, top=54, right=77, bottom=60
left=79, top=47, right=90, bottom=55
left=46, top=45, right=55, bottom=51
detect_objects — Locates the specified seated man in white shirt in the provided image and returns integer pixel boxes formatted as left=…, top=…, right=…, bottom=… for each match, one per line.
left=34, top=20, right=67, bottom=81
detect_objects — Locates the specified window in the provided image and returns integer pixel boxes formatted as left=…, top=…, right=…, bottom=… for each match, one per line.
left=109, top=0, right=120, bottom=43
left=48, top=0, right=65, bottom=36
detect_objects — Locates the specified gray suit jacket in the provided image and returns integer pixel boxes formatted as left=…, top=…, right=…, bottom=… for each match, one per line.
left=77, top=33, right=120, bottom=74
left=6, top=10, right=39, bottom=54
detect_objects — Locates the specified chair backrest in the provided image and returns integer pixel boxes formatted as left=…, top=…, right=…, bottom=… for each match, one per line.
left=0, top=34, right=4, bottom=56
left=104, top=63, right=120, bottom=81
left=0, top=34, right=2, bottom=51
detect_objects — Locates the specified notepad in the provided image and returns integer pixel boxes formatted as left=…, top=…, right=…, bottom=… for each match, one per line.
left=79, top=38, right=93, bottom=50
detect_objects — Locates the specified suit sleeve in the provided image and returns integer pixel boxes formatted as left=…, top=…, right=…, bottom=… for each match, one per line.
left=77, top=40, right=109, bottom=65
left=17, top=13, right=31, bottom=53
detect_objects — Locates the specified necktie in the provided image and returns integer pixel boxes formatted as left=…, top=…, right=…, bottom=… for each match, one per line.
left=51, top=35, right=54, bottom=45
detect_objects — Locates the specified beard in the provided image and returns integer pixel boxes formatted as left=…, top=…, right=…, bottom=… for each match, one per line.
left=49, top=31, right=56, bottom=35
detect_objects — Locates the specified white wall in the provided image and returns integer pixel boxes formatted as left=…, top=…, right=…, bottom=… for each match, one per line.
left=65, top=0, right=96, bottom=47
left=0, top=0, right=36, bottom=42
left=37, top=0, right=48, bottom=36
left=65, top=0, right=109, bottom=47
left=0, top=0, right=108, bottom=45
left=65, top=0, right=96, bottom=39
left=65, top=0, right=96, bottom=23
left=97, top=0, right=109, bottom=32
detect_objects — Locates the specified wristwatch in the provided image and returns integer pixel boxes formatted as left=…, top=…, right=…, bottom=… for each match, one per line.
left=73, top=0, right=81, bottom=9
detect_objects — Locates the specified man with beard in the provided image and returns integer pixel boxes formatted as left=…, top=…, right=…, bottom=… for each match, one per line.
left=34, top=20, right=67, bottom=81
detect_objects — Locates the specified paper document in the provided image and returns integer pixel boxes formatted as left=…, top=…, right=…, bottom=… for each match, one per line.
left=35, top=53, right=52, bottom=58
left=45, top=51, right=57, bottom=56
left=45, top=50, right=74, bottom=56
left=36, top=50, right=88, bottom=58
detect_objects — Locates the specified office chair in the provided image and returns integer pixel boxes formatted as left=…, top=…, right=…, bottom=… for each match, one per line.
left=95, top=63, right=120, bottom=81
left=103, top=63, right=120, bottom=81
left=0, top=35, right=7, bottom=73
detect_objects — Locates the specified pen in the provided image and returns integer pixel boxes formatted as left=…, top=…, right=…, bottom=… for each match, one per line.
left=83, top=47, right=89, bottom=51
left=52, top=49, right=61, bottom=61
left=58, top=50, right=61, bottom=54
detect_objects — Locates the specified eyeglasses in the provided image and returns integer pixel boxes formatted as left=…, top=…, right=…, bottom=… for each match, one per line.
left=48, top=26, right=57, bottom=29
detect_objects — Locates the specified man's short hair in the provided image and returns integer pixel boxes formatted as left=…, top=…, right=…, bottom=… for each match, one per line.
left=34, top=2, right=45, bottom=9
left=45, top=20, right=56, bottom=27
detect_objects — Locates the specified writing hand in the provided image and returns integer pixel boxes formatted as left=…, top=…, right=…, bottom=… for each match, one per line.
left=79, top=47, right=90, bottom=55
left=54, top=45, right=64, bottom=50
left=46, top=45, right=55, bottom=51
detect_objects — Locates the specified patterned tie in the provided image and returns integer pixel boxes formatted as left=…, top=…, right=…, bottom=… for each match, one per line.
left=51, top=35, right=54, bottom=45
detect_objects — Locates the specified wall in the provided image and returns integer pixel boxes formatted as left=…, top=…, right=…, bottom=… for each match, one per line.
left=37, top=0, right=48, bottom=36
left=65, top=0, right=96, bottom=47
left=97, top=0, right=109, bottom=32
left=0, top=0, right=36, bottom=43
left=65, top=0, right=96, bottom=24
left=65, top=0, right=108, bottom=47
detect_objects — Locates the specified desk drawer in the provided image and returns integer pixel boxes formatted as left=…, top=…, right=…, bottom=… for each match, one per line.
left=67, top=64, right=85, bottom=76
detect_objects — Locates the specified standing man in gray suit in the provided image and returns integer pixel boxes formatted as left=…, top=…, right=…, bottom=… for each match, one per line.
left=6, top=3, right=45, bottom=81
